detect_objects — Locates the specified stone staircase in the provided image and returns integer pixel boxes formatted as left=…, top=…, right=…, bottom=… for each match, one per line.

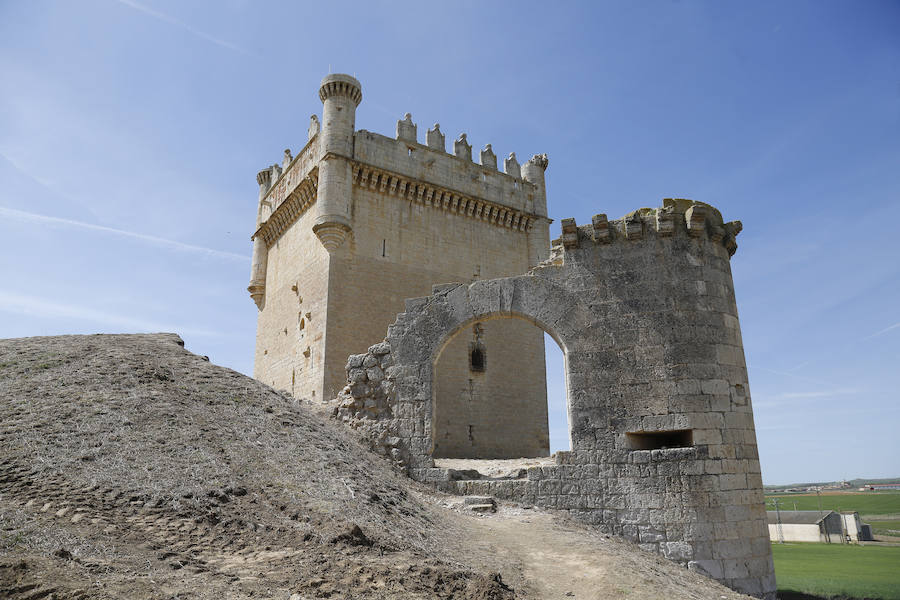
left=462, top=495, right=497, bottom=513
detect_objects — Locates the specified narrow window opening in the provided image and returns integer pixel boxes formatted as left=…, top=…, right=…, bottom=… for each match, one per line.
left=469, top=344, right=486, bottom=373
left=382, top=239, right=386, bottom=257
left=626, top=429, right=693, bottom=450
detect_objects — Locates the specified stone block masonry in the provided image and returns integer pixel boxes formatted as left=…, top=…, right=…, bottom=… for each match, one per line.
left=250, top=73, right=551, bottom=437
left=334, top=199, right=775, bottom=599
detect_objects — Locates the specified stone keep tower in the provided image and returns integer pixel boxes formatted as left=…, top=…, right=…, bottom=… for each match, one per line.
left=249, top=74, right=553, bottom=458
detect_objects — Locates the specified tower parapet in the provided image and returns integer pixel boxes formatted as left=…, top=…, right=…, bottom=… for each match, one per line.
left=453, top=133, right=472, bottom=161
left=307, top=114, right=320, bottom=140
left=504, top=152, right=520, bottom=178
left=426, top=123, right=445, bottom=151
left=480, top=144, right=497, bottom=170
left=396, top=113, right=417, bottom=142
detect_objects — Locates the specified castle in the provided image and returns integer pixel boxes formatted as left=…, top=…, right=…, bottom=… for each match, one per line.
left=250, top=74, right=775, bottom=598
left=249, top=74, right=553, bottom=458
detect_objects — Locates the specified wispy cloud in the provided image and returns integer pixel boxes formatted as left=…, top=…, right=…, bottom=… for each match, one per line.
left=0, top=206, right=247, bottom=263
left=756, top=423, right=802, bottom=431
left=0, top=150, right=56, bottom=189
left=112, top=0, right=254, bottom=56
left=750, top=365, right=837, bottom=387
left=777, top=388, right=858, bottom=399
left=864, top=321, right=900, bottom=340
left=754, top=387, right=860, bottom=409
left=0, top=291, right=219, bottom=337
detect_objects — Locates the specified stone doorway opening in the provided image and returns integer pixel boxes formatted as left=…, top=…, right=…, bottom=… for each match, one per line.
left=431, top=316, right=569, bottom=477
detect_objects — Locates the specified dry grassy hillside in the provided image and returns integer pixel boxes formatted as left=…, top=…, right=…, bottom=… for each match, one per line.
left=0, top=333, right=512, bottom=599
left=0, top=333, right=753, bottom=600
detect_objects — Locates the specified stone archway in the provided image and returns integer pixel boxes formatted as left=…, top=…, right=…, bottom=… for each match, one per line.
left=383, top=276, right=595, bottom=469
left=430, top=313, right=568, bottom=460
left=334, top=202, right=776, bottom=599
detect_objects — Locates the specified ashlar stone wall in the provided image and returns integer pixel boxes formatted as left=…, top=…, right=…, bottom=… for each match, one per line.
left=335, top=199, right=775, bottom=599
left=251, top=75, right=552, bottom=453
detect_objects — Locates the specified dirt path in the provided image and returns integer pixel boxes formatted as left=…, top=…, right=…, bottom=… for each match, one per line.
left=449, top=503, right=750, bottom=600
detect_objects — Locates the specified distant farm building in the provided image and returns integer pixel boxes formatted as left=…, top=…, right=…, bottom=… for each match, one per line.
left=841, top=511, right=874, bottom=542
left=767, top=510, right=873, bottom=543
left=860, top=483, right=900, bottom=491
left=768, top=511, right=843, bottom=543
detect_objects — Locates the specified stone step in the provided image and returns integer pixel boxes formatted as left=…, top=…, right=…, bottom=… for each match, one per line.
left=467, top=503, right=496, bottom=513
left=463, top=496, right=495, bottom=506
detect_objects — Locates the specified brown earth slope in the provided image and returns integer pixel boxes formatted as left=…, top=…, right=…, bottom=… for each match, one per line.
left=0, top=333, right=753, bottom=600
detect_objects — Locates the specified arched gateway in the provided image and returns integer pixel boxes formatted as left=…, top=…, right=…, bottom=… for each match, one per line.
left=335, top=200, right=776, bottom=599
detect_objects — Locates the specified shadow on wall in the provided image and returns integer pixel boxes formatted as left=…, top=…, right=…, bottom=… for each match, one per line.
left=431, top=319, right=569, bottom=459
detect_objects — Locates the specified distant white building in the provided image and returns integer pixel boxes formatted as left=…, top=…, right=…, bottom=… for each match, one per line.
left=840, top=512, right=873, bottom=542
left=767, top=510, right=843, bottom=543
left=767, top=510, right=873, bottom=543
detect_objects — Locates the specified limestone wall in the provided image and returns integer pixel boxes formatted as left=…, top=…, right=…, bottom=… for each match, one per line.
left=250, top=74, right=551, bottom=424
left=253, top=203, right=331, bottom=402
left=433, top=319, right=549, bottom=458
left=321, top=182, right=549, bottom=434
left=334, top=199, right=774, bottom=599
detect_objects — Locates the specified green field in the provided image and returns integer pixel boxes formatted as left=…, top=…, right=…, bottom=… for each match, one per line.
left=772, top=543, right=900, bottom=599
left=765, top=490, right=900, bottom=515
left=866, top=519, right=900, bottom=537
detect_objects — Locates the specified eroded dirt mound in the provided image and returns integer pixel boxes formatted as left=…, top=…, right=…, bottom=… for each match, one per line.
left=0, top=333, right=513, bottom=599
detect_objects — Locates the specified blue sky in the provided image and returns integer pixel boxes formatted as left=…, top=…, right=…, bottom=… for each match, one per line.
left=1, top=0, right=897, bottom=485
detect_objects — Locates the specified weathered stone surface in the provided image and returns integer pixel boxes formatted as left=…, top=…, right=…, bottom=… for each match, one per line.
left=251, top=74, right=551, bottom=427
left=332, top=200, right=773, bottom=600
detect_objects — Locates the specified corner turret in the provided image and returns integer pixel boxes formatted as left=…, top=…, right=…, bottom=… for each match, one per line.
left=522, top=154, right=550, bottom=266
left=522, top=153, right=549, bottom=217
left=249, top=168, right=273, bottom=308
left=314, top=74, right=362, bottom=251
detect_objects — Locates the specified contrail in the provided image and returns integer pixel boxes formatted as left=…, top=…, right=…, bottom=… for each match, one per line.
left=112, top=0, right=255, bottom=56
left=0, top=290, right=221, bottom=338
left=1, top=206, right=248, bottom=263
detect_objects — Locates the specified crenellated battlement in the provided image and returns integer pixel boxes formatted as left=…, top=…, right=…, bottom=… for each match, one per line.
left=251, top=97, right=549, bottom=255
left=354, top=127, right=547, bottom=219
left=555, top=199, right=742, bottom=257
left=254, top=133, right=321, bottom=239
left=386, top=112, right=541, bottom=180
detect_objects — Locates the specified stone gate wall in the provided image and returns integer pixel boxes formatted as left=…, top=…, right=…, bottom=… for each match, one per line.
left=334, top=199, right=775, bottom=599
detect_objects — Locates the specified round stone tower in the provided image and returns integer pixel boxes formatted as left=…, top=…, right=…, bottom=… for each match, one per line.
left=313, top=73, right=362, bottom=251
left=248, top=168, right=272, bottom=308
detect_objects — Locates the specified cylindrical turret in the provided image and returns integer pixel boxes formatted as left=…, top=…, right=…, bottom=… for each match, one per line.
left=522, top=153, right=550, bottom=267
left=314, top=74, right=362, bottom=251
left=527, top=217, right=551, bottom=267
left=522, top=153, right=549, bottom=218
left=248, top=168, right=272, bottom=309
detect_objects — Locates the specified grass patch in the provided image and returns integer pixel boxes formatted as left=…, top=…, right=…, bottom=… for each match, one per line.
left=772, top=543, right=900, bottom=599
left=766, top=491, right=900, bottom=515
left=866, top=519, right=900, bottom=536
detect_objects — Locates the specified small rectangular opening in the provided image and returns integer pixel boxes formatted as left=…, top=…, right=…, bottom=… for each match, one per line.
left=626, top=429, right=693, bottom=450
